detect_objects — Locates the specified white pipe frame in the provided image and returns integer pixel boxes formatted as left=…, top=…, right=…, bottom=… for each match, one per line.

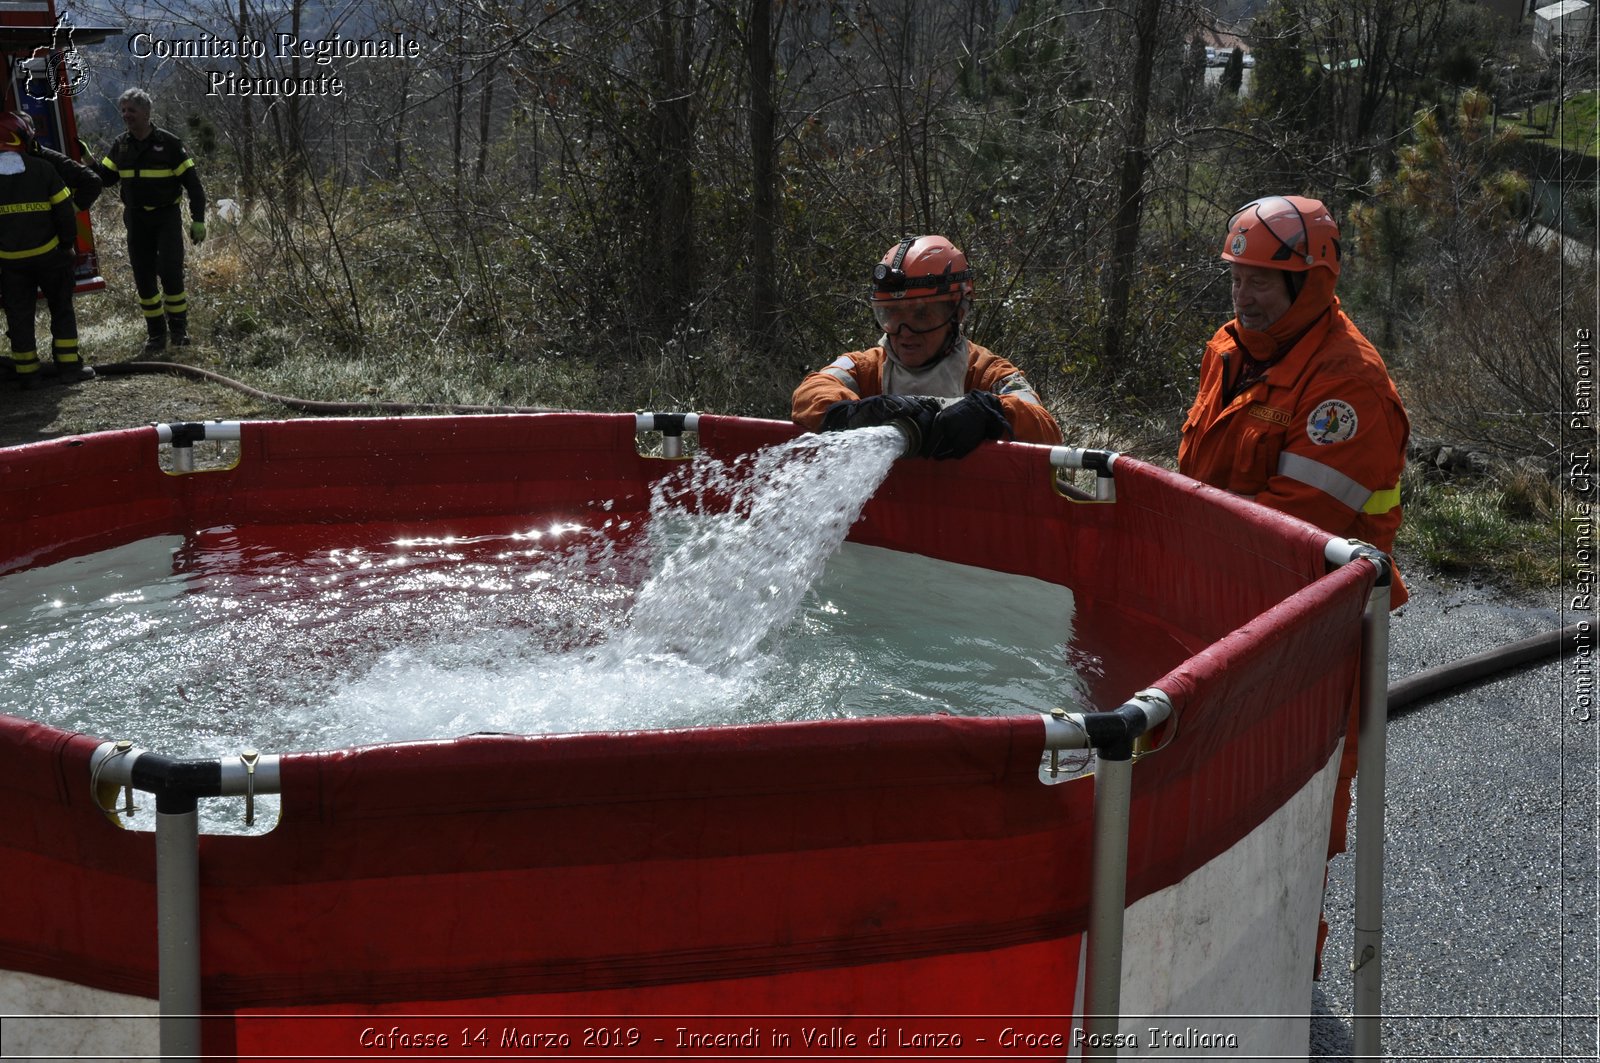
left=634, top=412, right=701, bottom=458
left=155, top=421, right=243, bottom=475
left=1325, top=537, right=1393, bottom=1060
left=1048, top=446, right=1119, bottom=501
left=88, top=742, right=284, bottom=1063
left=1038, top=689, right=1173, bottom=1059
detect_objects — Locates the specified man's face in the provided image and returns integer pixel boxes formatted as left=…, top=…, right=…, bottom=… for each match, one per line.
left=875, top=299, right=958, bottom=368
left=120, top=100, right=151, bottom=137
left=1230, top=263, right=1294, bottom=331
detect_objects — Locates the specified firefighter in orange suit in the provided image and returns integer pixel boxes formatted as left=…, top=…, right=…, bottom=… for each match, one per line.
left=1180, top=195, right=1408, bottom=601
left=0, top=113, right=82, bottom=388
left=793, top=235, right=1061, bottom=458
left=1180, top=194, right=1409, bottom=975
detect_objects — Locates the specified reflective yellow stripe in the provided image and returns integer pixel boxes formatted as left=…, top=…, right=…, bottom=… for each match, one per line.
left=1362, top=484, right=1402, bottom=514
left=0, top=237, right=60, bottom=260
left=48, top=187, right=69, bottom=206
left=0, top=200, right=57, bottom=215
left=121, top=167, right=187, bottom=179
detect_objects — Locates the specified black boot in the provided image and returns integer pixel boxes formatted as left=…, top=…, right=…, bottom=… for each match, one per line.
left=144, top=320, right=167, bottom=354
left=50, top=361, right=95, bottom=384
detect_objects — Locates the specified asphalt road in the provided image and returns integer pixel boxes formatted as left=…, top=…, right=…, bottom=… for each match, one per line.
left=1310, top=570, right=1597, bottom=1061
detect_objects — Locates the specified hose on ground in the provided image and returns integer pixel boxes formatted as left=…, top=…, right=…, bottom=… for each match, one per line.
left=1387, top=623, right=1583, bottom=715
left=92, top=359, right=564, bottom=416
left=92, top=359, right=1586, bottom=716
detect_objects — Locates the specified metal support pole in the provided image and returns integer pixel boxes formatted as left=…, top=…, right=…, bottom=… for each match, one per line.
left=635, top=412, right=699, bottom=459
left=1352, top=577, right=1391, bottom=1059
left=156, top=799, right=202, bottom=1062
left=1084, top=752, right=1134, bottom=1058
left=89, top=741, right=285, bottom=1062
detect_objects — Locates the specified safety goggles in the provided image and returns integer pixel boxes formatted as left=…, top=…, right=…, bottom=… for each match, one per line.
left=872, top=300, right=958, bottom=335
left=1228, top=196, right=1310, bottom=265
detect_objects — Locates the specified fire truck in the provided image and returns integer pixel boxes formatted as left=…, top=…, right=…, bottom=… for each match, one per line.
left=1, top=0, right=120, bottom=293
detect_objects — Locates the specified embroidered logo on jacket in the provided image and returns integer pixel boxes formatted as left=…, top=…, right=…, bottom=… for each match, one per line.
left=1307, top=399, right=1358, bottom=444
left=1248, top=403, right=1291, bottom=426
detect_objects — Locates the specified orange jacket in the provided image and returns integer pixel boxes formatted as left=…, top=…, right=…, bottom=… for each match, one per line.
left=791, top=340, right=1062, bottom=445
left=1179, top=290, right=1410, bottom=606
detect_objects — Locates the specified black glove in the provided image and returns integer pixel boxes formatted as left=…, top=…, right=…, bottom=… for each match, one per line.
left=820, top=393, right=941, bottom=434
left=921, top=389, right=1011, bottom=460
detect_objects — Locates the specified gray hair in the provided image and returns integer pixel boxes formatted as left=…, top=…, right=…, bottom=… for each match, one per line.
left=117, top=87, right=153, bottom=112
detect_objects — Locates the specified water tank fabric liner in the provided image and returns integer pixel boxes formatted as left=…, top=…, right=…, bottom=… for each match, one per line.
left=0, top=414, right=1376, bottom=1058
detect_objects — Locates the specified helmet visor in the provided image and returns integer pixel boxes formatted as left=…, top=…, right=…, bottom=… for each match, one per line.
left=872, top=300, right=958, bottom=335
left=1228, top=196, right=1309, bottom=265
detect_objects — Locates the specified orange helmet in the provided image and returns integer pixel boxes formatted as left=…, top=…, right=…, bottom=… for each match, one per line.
left=0, top=113, right=28, bottom=153
left=870, top=235, right=973, bottom=304
left=1221, top=195, right=1341, bottom=278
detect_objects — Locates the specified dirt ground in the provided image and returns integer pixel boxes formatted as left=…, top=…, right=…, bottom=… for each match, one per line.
left=0, top=364, right=288, bottom=450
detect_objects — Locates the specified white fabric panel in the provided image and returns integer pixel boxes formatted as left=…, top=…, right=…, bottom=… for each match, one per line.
left=0, top=973, right=158, bottom=1061
left=1116, top=743, right=1343, bottom=1060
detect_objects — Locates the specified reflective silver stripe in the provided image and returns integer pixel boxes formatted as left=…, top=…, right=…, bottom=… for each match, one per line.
left=821, top=366, right=859, bottom=392
left=994, top=371, right=1035, bottom=396
left=1277, top=451, right=1372, bottom=511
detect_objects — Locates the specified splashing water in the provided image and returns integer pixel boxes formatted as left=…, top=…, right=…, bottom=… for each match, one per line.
left=620, top=426, right=906, bottom=665
left=308, top=426, right=912, bottom=742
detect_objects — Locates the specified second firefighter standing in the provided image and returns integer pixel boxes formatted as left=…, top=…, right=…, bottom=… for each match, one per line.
left=97, top=87, right=206, bottom=352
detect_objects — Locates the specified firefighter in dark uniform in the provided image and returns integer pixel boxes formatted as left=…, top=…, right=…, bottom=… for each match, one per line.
left=18, top=113, right=101, bottom=212
left=97, top=88, right=206, bottom=352
left=11, top=111, right=99, bottom=381
left=0, top=113, right=81, bottom=388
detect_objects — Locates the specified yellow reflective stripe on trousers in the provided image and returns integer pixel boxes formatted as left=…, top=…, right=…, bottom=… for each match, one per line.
left=0, top=236, right=60, bottom=260
left=1276, top=451, right=1375, bottom=512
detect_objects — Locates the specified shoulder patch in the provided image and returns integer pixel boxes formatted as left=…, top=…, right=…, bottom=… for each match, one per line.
left=1306, top=399, right=1358, bottom=444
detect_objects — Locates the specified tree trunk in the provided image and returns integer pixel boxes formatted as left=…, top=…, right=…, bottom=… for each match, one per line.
left=1100, top=0, right=1163, bottom=372
left=650, top=0, right=698, bottom=329
left=476, top=63, right=496, bottom=183
left=236, top=0, right=256, bottom=198
left=746, top=0, right=779, bottom=345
